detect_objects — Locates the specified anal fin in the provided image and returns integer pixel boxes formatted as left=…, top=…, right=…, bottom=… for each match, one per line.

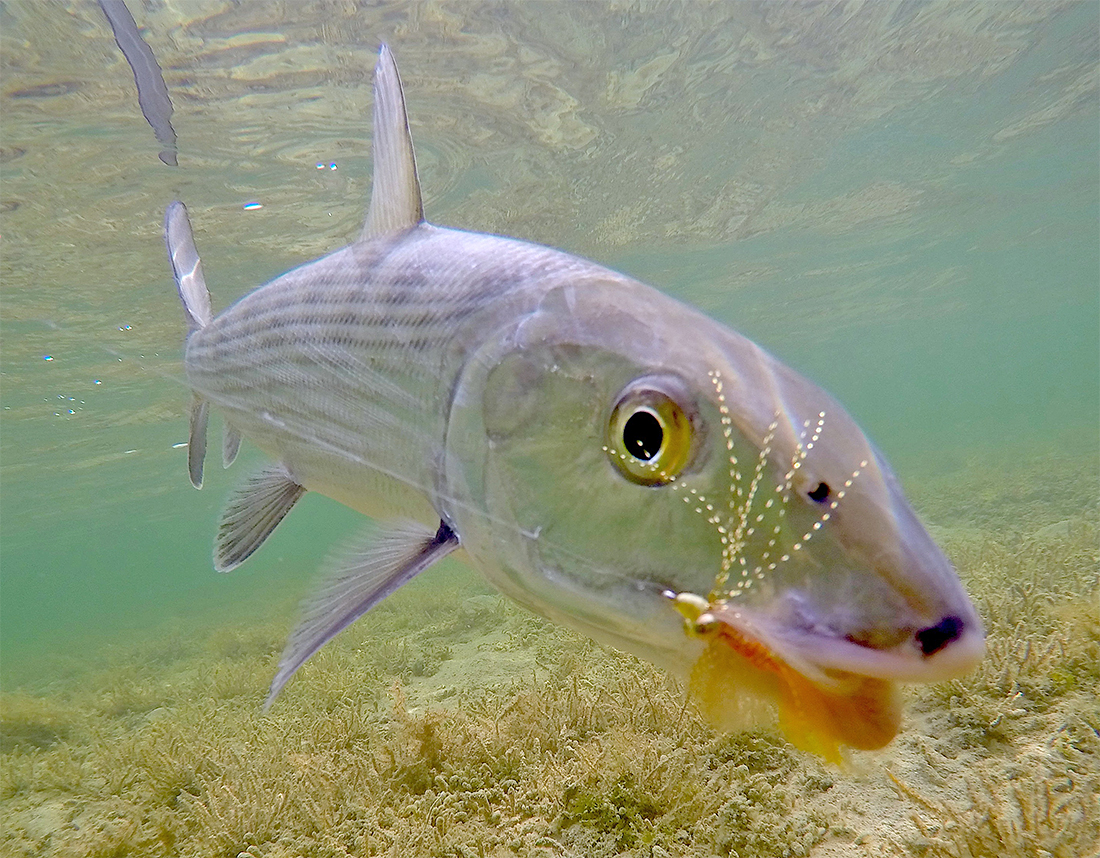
left=215, top=464, right=305, bottom=572
left=222, top=424, right=242, bottom=469
left=264, top=519, right=459, bottom=711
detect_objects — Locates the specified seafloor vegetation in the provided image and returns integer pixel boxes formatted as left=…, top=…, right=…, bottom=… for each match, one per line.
left=2, top=450, right=1097, bottom=858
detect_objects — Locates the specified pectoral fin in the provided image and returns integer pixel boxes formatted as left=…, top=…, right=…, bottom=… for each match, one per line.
left=264, top=519, right=459, bottom=711
left=215, top=465, right=305, bottom=572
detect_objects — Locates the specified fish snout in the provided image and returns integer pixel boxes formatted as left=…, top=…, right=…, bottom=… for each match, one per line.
left=759, top=553, right=985, bottom=684
left=916, top=614, right=964, bottom=655
left=909, top=608, right=985, bottom=679
left=893, top=518, right=986, bottom=679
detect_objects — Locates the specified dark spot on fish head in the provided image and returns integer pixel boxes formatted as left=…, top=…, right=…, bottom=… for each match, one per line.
left=0, top=200, right=19, bottom=214
left=916, top=615, right=964, bottom=656
left=808, top=481, right=831, bottom=503
left=0, top=146, right=26, bottom=163
left=9, top=81, right=81, bottom=98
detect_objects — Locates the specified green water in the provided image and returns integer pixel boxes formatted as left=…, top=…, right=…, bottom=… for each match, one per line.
left=2, top=0, right=1096, bottom=680
left=2, top=3, right=1098, bottom=856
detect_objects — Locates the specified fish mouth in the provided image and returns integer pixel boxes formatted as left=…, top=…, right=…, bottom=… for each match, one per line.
left=691, top=597, right=986, bottom=688
left=765, top=613, right=986, bottom=684
left=670, top=590, right=985, bottom=759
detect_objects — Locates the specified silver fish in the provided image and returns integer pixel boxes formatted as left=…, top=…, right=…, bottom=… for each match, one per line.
left=166, top=46, right=983, bottom=759
left=99, top=0, right=177, bottom=166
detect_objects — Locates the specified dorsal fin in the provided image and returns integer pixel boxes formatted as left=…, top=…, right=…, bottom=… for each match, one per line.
left=362, top=44, right=424, bottom=240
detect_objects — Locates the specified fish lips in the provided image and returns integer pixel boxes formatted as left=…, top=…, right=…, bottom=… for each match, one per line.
left=709, top=597, right=986, bottom=686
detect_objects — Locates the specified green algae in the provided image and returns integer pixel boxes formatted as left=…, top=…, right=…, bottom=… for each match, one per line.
left=0, top=694, right=73, bottom=752
left=2, top=450, right=1097, bottom=857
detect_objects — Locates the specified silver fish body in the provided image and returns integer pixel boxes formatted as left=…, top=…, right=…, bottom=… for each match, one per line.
left=169, top=46, right=983, bottom=757
left=185, top=226, right=587, bottom=524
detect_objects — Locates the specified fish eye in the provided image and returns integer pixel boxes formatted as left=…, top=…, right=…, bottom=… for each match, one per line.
left=623, top=409, right=663, bottom=460
left=606, top=377, right=694, bottom=486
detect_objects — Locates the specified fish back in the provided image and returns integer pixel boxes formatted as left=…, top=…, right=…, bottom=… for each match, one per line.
left=183, top=225, right=605, bottom=520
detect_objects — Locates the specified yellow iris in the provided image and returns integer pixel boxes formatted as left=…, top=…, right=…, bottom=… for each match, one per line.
left=606, top=381, right=694, bottom=485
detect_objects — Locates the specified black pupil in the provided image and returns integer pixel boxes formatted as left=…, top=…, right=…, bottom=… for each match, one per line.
left=623, top=410, right=663, bottom=461
left=808, top=482, right=830, bottom=502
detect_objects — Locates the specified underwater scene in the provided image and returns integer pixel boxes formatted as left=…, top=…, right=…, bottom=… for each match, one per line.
left=1, top=2, right=1097, bottom=856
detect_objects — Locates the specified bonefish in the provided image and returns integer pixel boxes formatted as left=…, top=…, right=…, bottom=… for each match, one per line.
left=166, top=45, right=983, bottom=759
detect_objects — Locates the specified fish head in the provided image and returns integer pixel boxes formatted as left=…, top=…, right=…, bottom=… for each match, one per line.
left=443, top=276, right=984, bottom=758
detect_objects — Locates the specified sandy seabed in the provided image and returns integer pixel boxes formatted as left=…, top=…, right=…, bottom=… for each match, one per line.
left=2, top=449, right=1097, bottom=858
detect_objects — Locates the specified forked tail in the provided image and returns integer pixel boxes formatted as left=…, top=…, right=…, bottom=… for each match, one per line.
left=165, top=201, right=212, bottom=489
left=165, top=201, right=211, bottom=334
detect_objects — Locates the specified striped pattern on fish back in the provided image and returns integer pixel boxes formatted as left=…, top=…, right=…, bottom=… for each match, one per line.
left=183, top=224, right=602, bottom=519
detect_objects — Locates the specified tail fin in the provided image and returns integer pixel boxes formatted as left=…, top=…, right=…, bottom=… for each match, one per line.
left=165, top=201, right=211, bottom=333
left=165, top=201, right=211, bottom=488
